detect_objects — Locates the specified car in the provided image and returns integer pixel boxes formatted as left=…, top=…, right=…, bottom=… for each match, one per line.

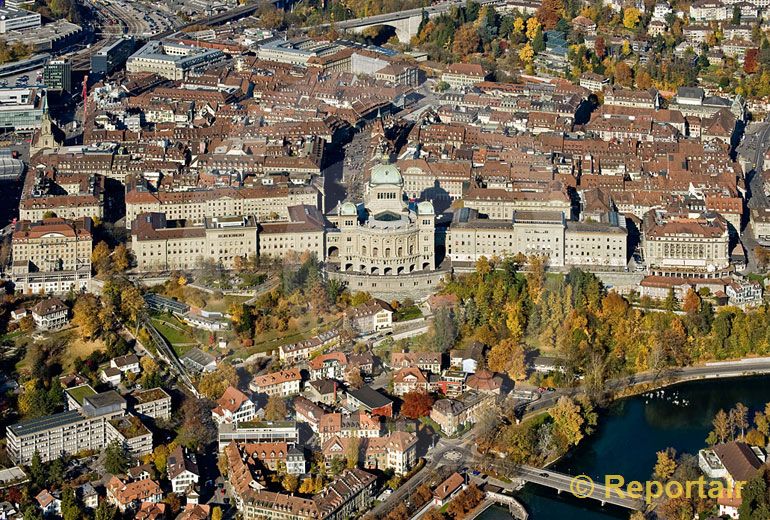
left=540, top=472, right=548, bottom=478
left=537, top=387, right=546, bottom=393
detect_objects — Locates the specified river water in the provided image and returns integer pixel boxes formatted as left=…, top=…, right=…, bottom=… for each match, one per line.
left=478, top=375, right=770, bottom=520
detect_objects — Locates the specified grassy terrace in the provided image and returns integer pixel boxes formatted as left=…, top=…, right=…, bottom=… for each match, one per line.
left=150, top=316, right=198, bottom=356
left=65, top=384, right=96, bottom=405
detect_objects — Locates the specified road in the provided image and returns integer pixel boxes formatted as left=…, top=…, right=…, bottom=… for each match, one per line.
left=309, top=0, right=504, bottom=31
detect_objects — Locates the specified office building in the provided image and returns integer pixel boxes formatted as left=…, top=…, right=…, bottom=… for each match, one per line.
left=91, top=37, right=135, bottom=75
left=126, top=41, right=225, bottom=81
left=43, top=59, right=71, bottom=92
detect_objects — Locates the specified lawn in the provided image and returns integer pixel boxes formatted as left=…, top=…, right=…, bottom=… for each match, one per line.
left=235, top=316, right=343, bottom=360
left=65, top=334, right=107, bottom=372
left=151, top=316, right=199, bottom=356
left=203, top=294, right=250, bottom=314
left=395, top=305, right=422, bottom=322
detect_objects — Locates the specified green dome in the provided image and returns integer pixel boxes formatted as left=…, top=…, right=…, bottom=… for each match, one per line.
left=417, top=201, right=435, bottom=215
left=370, top=163, right=402, bottom=185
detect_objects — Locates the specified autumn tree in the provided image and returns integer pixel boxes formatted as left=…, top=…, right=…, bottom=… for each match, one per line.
left=654, top=448, right=677, bottom=481
left=452, top=23, right=480, bottom=57
left=711, top=409, right=731, bottom=444
left=536, top=0, right=563, bottom=29
left=519, top=43, right=535, bottom=64
left=525, top=16, right=541, bottom=40
left=112, top=244, right=131, bottom=272
left=265, top=395, right=287, bottom=421
left=401, top=391, right=435, bottom=419
left=549, top=396, right=585, bottom=447
left=198, top=364, right=238, bottom=400
left=345, top=436, right=360, bottom=469
left=73, top=294, right=101, bottom=339
left=92, top=241, right=111, bottom=274
left=682, top=288, right=701, bottom=316
left=623, top=7, right=641, bottom=29
left=594, top=36, right=606, bottom=59
left=487, top=338, right=527, bottom=380
left=614, top=61, right=633, bottom=87
left=731, top=403, right=749, bottom=439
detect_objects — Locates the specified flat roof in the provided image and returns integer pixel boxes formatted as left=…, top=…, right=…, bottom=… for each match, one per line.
left=7, top=410, right=83, bottom=437
left=65, top=384, right=96, bottom=406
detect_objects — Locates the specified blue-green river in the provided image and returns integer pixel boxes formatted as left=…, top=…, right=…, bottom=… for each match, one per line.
left=479, top=374, right=770, bottom=519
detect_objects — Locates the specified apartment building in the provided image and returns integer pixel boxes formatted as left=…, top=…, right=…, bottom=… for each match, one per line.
left=20, top=171, right=104, bottom=222
left=130, top=388, right=172, bottom=421
left=318, top=411, right=383, bottom=444
left=242, top=469, right=376, bottom=520
left=390, top=351, right=443, bottom=374
left=11, top=217, right=92, bottom=294
left=248, top=368, right=302, bottom=397
left=167, top=446, right=200, bottom=494
left=343, top=300, right=393, bottom=335
left=217, top=421, right=299, bottom=450
left=322, top=431, right=417, bottom=475
left=7, top=391, right=127, bottom=464
left=430, top=391, right=495, bottom=435
left=106, top=414, right=153, bottom=457
left=131, top=213, right=258, bottom=272
left=211, top=386, right=256, bottom=426
left=241, top=442, right=306, bottom=475
left=441, top=63, right=489, bottom=88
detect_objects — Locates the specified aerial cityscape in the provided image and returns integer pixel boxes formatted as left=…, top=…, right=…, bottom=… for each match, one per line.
left=2, top=0, right=770, bottom=519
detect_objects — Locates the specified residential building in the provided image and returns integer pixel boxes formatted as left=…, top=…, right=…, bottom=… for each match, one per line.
left=318, top=411, right=382, bottom=443
left=579, top=72, right=608, bottom=92
left=167, top=446, right=200, bottom=494
left=466, top=370, right=503, bottom=394
left=430, top=391, right=494, bottom=435
left=106, top=476, right=162, bottom=512
left=309, top=352, right=348, bottom=381
left=35, top=490, right=60, bottom=516
left=31, top=297, right=68, bottom=330
left=322, top=431, right=417, bottom=475
left=278, top=329, right=340, bottom=364
left=7, top=391, right=127, bottom=464
left=294, top=395, right=325, bottom=432
left=106, top=414, right=153, bottom=457
left=241, top=469, right=376, bottom=520
left=212, top=386, right=256, bottom=426
left=241, top=442, right=306, bottom=475
left=110, top=354, right=140, bottom=374
left=433, top=473, right=466, bottom=506
left=130, top=388, right=172, bottom=421
left=390, top=351, right=442, bottom=374
left=441, top=63, right=489, bottom=88
left=305, top=379, right=339, bottom=406
left=249, top=368, right=302, bottom=397
left=344, top=300, right=394, bottom=335
left=392, top=367, right=430, bottom=396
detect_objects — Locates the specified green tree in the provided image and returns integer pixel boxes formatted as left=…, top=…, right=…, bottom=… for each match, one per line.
left=104, top=439, right=130, bottom=475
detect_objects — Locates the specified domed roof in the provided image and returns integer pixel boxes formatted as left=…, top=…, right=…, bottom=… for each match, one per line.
left=340, top=202, right=358, bottom=216
left=370, top=163, right=402, bottom=185
left=417, top=201, right=435, bottom=215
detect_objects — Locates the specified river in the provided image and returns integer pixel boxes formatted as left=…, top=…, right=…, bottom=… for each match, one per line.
left=478, top=374, right=770, bottom=520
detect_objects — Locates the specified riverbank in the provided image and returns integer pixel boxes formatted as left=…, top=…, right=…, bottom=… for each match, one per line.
left=512, top=374, right=770, bottom=520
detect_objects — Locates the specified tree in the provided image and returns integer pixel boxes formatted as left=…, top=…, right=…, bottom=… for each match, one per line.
left=549, top=396, right=585, bottom=447
left=513, top=16, right=524, bottom=34
left=452, top=23, right=480, bottom=57
left=92, top=241, right=111, bottom=274
left=346, top=368, right=364, bottom=389
left=345, top=436, right=360, bottom=469
left=401, top=391, right=435, bottom=419
left=60, top=488, right=81, bottom=520
left=119, top=284, right=145, bottom=324
left=594, top=36, right=606, bottom=59
left=94, top=501, right=117, bottom=520
left=518, top=43, right=535, bottom=64
left=198, top=364, right=238, bottom=400
left=432, top=308, right=458, bottom=352
left=112, top=244, right=131, bottom=272
left=282, top=474, right=299, bottom=492
left=614, top=61, right=633, bottom=87
left=299, top=477, right=314, bottom=494
left=731, top=403, right=749, bottom=439
left=536, top=0, right=563, bottom=29
left=264, top=395, right=287, bottom=421
left=29, top=450, right=44, bottom=487
left=211, top=507, right=223, bottom=520
left=712, top=409, right=731, bottom=444
left=104, top=438, right=130, bottom=475
left=73, top=294, right=101, bottom=339
left=623, top=7, right=640, bottom=29
left=525, top=16, right=541, bottom=40
left=653, top=448, right=677, bottom=481
left=487, top=338, right=527, bottom=380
